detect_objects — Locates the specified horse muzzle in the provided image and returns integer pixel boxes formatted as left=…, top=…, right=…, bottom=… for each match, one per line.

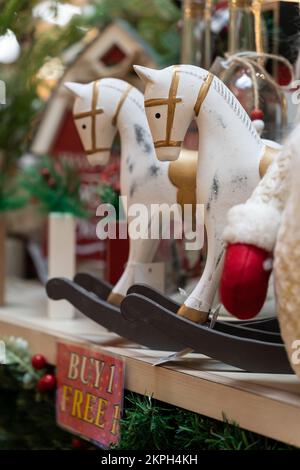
left=86, top=150, right=110, bottom=166
left=155, top=145, right=181, bottom=162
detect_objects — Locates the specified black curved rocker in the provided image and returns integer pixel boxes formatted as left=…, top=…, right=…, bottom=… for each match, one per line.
left=46, top=277, right=186, bottom=351
left=73, top=273, right=280, bottom=336
left=74, top=272, right=112, bottom=300
left=121, top=293, right=292, bottom=374
left=127, top=283, right=280, bottom=334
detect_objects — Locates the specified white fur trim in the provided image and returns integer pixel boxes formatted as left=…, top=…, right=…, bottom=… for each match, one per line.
left=253, top=119, right=265, bottom=136
left=223, top=203, right=281, bottom=252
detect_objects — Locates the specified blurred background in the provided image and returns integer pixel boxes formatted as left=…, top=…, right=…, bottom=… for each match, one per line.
left=0, top=0, right=299, bottom=303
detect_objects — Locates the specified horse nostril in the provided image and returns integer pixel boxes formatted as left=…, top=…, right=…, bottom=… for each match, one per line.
left=155, top=113, right=161, bottom=119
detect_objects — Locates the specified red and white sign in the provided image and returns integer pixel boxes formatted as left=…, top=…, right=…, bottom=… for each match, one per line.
left=56, top=341, right=125, bottom=448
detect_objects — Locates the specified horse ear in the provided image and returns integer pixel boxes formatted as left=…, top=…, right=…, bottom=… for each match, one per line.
left=133, top=65, right=157, bottom=85
left=64, top=81, right=87, bottom=98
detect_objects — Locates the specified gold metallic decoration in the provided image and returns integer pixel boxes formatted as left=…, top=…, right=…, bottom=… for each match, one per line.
left=154, top=140, right=183, bottom=148
left=112, top=84, right=133, bottom=126
left=252, top=0, right=263, bottom=60
left=168, top=150, right=198, bottom=227
left=259, top=144, right=281, bottom=178
left=166, top=66, right=181, bottom=143
left=73, top=80, right=110, bottom=155
left=183, top=0, right=205, bottom=18
left=145, top=66, right=183, bottom=149
left=177, top=304, right=209, bottom=323
left=73, top=81, right=133, bottom=155
left=181, top=1, right=213, bottom=68
left=145, top=67, right=214, bottom=149
left=107, top=292, right=125, bottom=307
left=194, top=72, right=214, bottom=116
left=91, top=79, right=99, bottom=152
left=204, top=0, right=213, bottom=68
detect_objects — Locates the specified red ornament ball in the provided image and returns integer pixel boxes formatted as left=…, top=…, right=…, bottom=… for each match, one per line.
left=31, top=354, right=47, bottom=370
left=37, top=373, right=56, bottom=392
left=250, top=108, right=264, bottom=121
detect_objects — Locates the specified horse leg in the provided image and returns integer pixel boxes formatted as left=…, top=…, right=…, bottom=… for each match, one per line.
left=178, top=212, right=224, bottom=323
left=107, top=209, right=163, bottom=306
left=107, top=237, right=143, bottom=306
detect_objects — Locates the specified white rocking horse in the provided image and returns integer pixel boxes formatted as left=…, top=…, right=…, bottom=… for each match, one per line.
left=64, top=78, right=197, bottom=306
left=134, top=64, right=280, bottom=322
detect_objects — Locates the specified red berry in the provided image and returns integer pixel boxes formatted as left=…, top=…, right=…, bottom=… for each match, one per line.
left=31, top=354, right=47, bottom=370
left=250, top=108, right=264, bottom=121
left=47, top=177, right=56, bottom=188
left=72, top=437, right=85, bottom=449
left=37, top=374, right=56, bottom=392
left=40, top=167, right=50, bottom=180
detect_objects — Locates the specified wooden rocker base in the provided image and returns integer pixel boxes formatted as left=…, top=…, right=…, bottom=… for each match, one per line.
left=127, top=284, right=281, bottom=339
left=72, top=274, right=280, bottom=337
left=121, top=293, right=292, bottom=374
left=74, top=273, right=112, bottom=300
left=70, top=276, right=282, bottom=342
left=46, top=276, right=289, bottom=372
left=46, top=277, right=185, bottom=351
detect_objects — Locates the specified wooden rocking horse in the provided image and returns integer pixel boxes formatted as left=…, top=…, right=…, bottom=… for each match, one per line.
left=47, top=77, right=199, bottom=350
left=118, top=64, right=292, bottom=373
left=46, top=71, right=291, bottom=372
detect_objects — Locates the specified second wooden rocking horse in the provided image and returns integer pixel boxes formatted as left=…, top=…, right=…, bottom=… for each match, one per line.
left=47, top=77, right=199, bottom=350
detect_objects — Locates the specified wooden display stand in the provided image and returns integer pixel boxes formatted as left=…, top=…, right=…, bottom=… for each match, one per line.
left=1, top=278, right=300, bottom=447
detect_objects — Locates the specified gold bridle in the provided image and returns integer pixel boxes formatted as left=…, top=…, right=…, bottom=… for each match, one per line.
left=144, top=67, right=214, bottom=149
left=73, top=81, right=132, bottom=155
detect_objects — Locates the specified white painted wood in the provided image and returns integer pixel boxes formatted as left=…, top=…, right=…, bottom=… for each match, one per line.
left=48, top=213, right=76, bottom=319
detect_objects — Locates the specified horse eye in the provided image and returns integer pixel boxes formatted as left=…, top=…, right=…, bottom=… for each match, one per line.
left=155, top=112, right=161, bottom=119
left=82, top=124, right=87, bottom=129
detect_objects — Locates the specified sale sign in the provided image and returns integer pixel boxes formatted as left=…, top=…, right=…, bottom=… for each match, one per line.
left=56, top=342, right=125, bottom=448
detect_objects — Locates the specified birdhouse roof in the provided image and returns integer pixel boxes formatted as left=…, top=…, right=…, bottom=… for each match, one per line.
left=31, top=20, right=158, bottom=156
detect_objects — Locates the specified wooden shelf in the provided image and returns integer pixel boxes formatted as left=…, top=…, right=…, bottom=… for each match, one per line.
left=1, top=278, right=300, bottom=447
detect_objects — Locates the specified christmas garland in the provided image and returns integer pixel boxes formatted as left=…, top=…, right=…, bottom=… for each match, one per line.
left=0, top=336, right=293, bottom=451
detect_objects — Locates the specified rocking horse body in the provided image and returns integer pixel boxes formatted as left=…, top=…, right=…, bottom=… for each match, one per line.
left=135, top=64, right=280, bottom=321
left=65, top=78, right=196, bottom=305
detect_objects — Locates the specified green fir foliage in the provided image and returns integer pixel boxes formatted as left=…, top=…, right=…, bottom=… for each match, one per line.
left=97, top=185, right=120, bottom=216
left=118, top=393, right=293, bottom=451
left=0, top=336, right=294, bottom=450
left=0, top=0, right=180, bottom=170
left=0, top=336, right=72, bottom=450
left=21, top=156, right=88, bottom=216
